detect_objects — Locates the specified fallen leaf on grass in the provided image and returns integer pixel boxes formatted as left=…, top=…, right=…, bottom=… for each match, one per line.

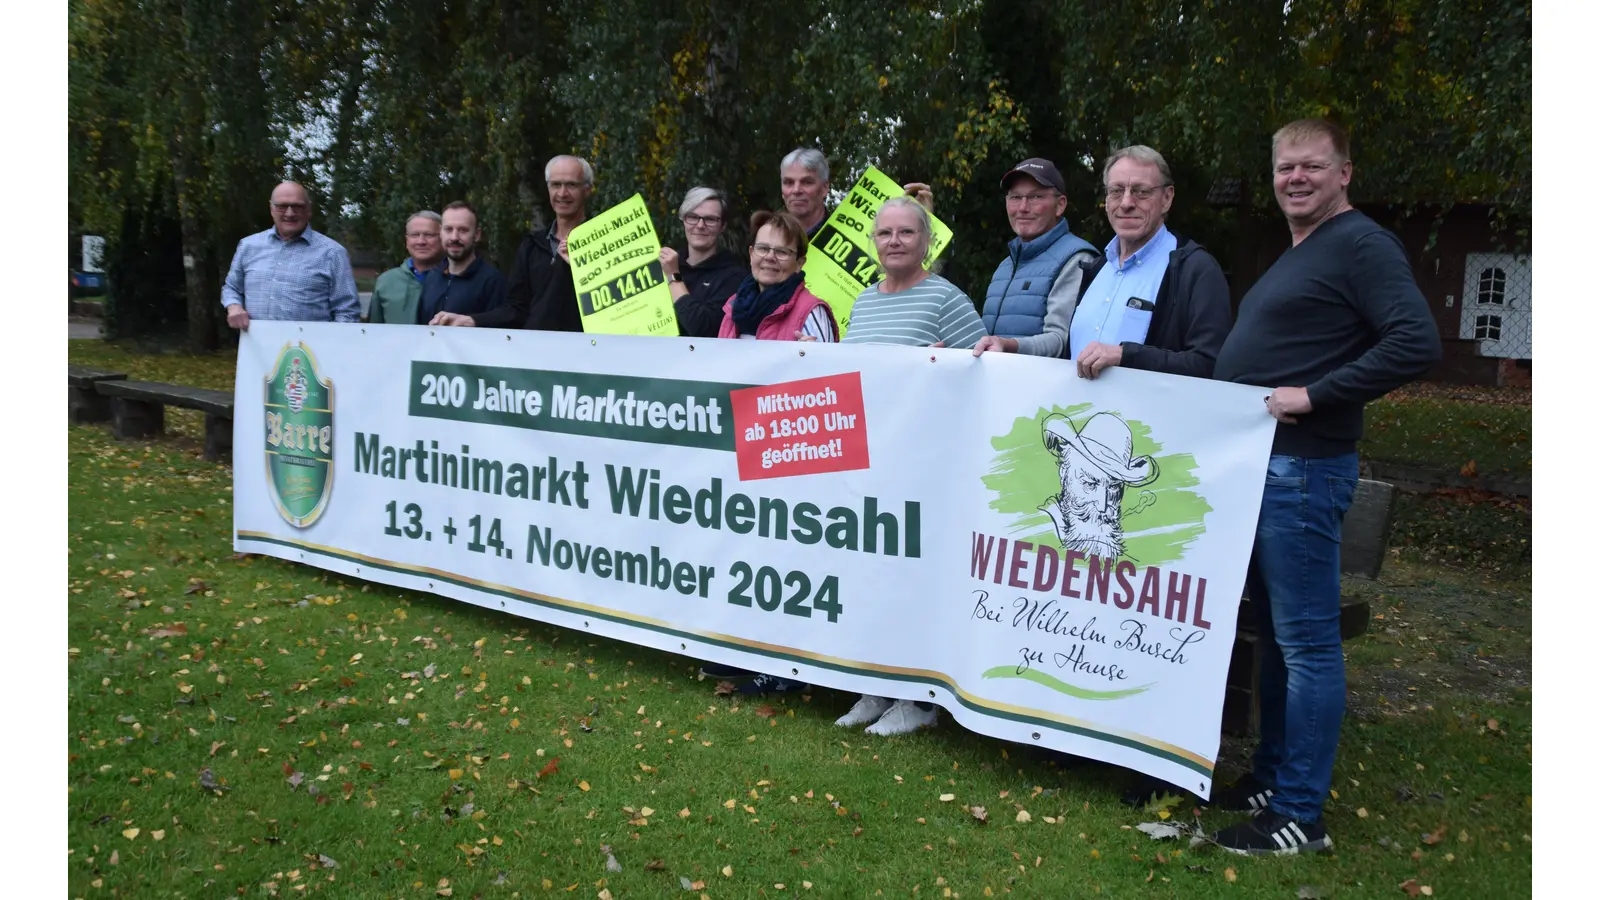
left=578, top=780, right=591, bottom=792
left=754, top=704, right=777, bottom=718
left=713, top=681, right=736, bottom=696
left=1015, top=810, right=1032, bottom=823
left=318, top=854, right=339, bottom=869
left=1136, top=822, right=1185, bottom=840
left=151, top=830, right=165, bottom=841
left=536, top=758, right=561, bottom=779
left=722, top=865, right=734, bottom=877
left=143, top=623, right=188, bottom=638
left=1399, top=879, right=1423, bottom=897
left=1224, top=867, right=1237, bottom=883
left=939, top=794, right=955, bottom=802
left=644, top=859, right=665, bottom=871
left=970, top=806, right=988, bottom=823
left=209, top=741, right=226, bottom=757
left=122, top=828, right=140, bottom=840
left=1422, top=823, right=1447, bottom=846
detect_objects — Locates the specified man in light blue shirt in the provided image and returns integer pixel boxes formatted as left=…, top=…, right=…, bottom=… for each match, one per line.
left=1068, top=146, right=1233, bottom=382
left=222, top=182, right=361, bottom=330
left=1068, top=223, right=1177, bottom=359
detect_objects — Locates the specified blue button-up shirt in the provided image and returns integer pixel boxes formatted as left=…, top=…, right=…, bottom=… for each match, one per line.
left=220, top=226, right=361, bottom=322
left=1068, top=225, right=1176, bottom=359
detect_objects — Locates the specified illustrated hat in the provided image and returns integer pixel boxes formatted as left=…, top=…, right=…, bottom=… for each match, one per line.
left=1043, top=413, right=1159, bottom=487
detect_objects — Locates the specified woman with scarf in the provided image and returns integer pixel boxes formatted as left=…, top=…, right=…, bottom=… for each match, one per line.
left=699, top=210, right=834, bottom=697
left=717, top=211, right=837, bottom=342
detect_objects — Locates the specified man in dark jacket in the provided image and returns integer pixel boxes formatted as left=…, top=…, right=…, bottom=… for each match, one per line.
left=431, top=155, right=592, bottom=331
left=1065, top=145, right=1232, bottom=380
left=417, top=202, right=506, bottom=323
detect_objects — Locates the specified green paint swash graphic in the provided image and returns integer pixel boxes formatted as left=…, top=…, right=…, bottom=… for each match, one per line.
left=979, top=405, right=1213, bottom=700
left=980, top=666, right=1153, bottom=700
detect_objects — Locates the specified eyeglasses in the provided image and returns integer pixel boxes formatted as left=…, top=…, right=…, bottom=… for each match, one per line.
left=272, top=202, right=308, bottom=213
left=1105, top=184, right=1170, bottom=202
left=547, top=180, right=587, bottom=191
left=751, top=243, right=797, bottom=261
left=1005, top=191, right=1057, bottom=206
left=873, top=227, right=921, bottom=243
left=405, top=231, right=440, bottom=239
left=682, top=214, right=724, bottom=229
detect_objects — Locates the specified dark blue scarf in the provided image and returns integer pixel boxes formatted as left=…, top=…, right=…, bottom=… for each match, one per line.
left=731, top=271, right=805, bottom=337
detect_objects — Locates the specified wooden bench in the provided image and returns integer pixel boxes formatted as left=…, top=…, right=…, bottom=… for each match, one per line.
left=1221, top=478, right=1396, bottom=734
left=93, top=379, right=235, bottom=462
left=69, top=366, right=128, bottom=424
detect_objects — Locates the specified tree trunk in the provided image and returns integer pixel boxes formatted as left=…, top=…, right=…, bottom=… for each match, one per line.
left=323, top=55, right=367, bottom=240
left=173, top=135, right=217, bottom=353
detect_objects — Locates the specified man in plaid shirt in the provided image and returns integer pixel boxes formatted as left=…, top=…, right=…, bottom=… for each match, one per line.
left=222, top=182, right=361, bottom=329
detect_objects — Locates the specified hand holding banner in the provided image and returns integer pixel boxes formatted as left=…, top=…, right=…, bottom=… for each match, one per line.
left=567, top=194, right=680, bottom=335
left=804, top=167, right=955, bottom=334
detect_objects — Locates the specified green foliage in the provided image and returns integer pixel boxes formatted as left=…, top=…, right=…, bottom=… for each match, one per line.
left=70, top=0, right=1531, bottom=335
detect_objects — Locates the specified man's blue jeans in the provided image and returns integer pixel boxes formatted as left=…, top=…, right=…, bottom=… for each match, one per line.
left=1245, top=453, right=1359, bottom=823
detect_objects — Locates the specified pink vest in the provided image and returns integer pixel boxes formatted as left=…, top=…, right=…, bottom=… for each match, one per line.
left=717, top=284, right=836, bottom=341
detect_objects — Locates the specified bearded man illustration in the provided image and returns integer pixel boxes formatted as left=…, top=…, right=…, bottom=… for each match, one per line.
left=1040, top=412, right=1159, bottom=560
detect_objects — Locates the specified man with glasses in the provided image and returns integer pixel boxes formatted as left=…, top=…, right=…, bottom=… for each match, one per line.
left=1062, top=145, right=1233, bottom=381
left=432, top=155, right=592, bottom=332
left=970, top=159, right=1098, bottom=358
left=661, top=187, right=748, bottom=338
left=222, top=181, right=360, bottom=329
left=367, top=210, right=443, bottom=324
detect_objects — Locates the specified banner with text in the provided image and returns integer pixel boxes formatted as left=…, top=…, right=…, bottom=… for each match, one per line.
left=235, top=323, right=1273, bottom=794
left=568, top=193, right=680, bottom=336
left=804, top=167, right=955, bottom=334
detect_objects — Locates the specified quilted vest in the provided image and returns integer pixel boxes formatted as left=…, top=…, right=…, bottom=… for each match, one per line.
left=718, top=282, right=837, bottom=341
left=981, top=218, right=1097, bottom=338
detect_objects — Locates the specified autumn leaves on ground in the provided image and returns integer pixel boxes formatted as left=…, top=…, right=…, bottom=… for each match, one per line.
left=67, top=346, right=1531, bottom=898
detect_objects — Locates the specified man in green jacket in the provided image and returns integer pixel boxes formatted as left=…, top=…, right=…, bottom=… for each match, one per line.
left=367, top=210, right=443, bottom=324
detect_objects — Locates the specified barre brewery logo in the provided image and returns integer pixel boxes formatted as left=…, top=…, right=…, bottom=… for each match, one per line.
left=265, top=342, right=334, bottom=528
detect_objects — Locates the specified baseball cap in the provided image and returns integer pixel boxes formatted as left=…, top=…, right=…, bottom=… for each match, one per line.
left=1000, top=158, right=1067, bottom=194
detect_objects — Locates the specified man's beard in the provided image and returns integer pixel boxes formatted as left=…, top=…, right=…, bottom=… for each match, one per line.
left=1058, top=494, right=1124, bottom=560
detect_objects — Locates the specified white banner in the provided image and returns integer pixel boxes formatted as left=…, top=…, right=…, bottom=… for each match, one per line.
left=233, top=322, right=1273, bottom=795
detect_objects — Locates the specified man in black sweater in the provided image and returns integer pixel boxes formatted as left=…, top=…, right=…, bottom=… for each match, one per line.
left=1205, top=120, right=1442, bottom=856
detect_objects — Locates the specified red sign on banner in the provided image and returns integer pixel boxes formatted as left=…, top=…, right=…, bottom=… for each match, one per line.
left=728, top=372, right=871, bottom=481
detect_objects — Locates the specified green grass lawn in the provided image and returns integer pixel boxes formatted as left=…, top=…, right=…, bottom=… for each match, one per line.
left=67, top=425, right=1531, bottom=898
left=1360, top=397, right=1530, bottom=479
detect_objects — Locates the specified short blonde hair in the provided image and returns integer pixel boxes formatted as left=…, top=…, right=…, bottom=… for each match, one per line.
left=1272, top=119, right=1351, bottom=164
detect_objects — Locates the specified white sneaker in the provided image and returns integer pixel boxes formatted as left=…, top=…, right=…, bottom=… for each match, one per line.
left=834, top=694, right=893, bottom=727
left=863, top=700, right=938, bottom=736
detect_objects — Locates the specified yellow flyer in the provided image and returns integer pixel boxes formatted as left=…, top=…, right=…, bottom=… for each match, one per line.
left=803, top=166, right=955, bottom=334
left=567, top=194, right=680, bottom=335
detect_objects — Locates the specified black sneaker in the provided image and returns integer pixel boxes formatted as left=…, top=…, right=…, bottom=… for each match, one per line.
left=737, top=673, right=808, bottom=695
left=1207, top=773, right=1276, bottom=814
left=1209, top=810, right=1332, bottom=856
left=698, top=663, right=756, bottom=681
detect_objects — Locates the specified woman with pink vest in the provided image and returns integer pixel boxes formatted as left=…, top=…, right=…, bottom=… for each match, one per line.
left=717, top=210, right=837, bottom=342
left=703, top=210, right=834, bottom=697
